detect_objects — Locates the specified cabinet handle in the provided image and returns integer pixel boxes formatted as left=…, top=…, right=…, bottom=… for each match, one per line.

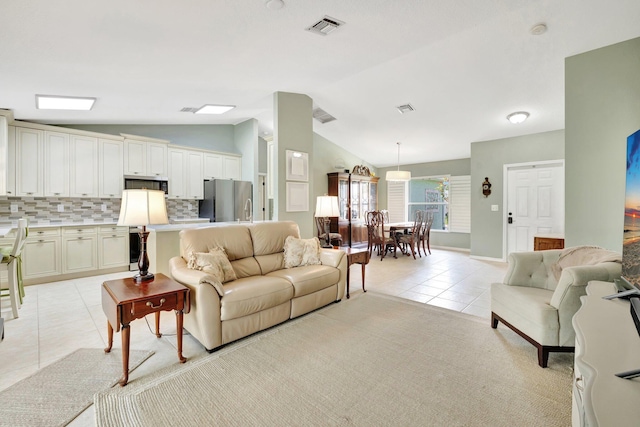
left=27, top=192, right=33, bottom=195
left=77, top=237, right=83, bottom=240
left=54, top=193, right=60, bottom=195
left=82, top=193, right=88, bottom=196
left=38, top=239, right=44, bottom=243
left=146, top=298, right=166, bottom=309
left=112, top=235, right=117, bottom=237
left=37, top=231, right=44, bottom=235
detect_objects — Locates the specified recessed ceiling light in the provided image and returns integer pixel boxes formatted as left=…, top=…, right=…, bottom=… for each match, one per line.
left=35, top=94, right=96, bottom=111
left=194, top=104, right=235, bottom=115
left=507, top=111, right=530, bottom=124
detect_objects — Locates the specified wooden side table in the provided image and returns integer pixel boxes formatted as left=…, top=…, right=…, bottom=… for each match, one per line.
left=343, top=247, right=370, bottom=299
left=102, top=273, right=189, bottom=386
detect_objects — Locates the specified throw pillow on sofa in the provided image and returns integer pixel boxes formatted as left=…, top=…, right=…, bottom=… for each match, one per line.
left=283, top=236, right=322, bottom=268
left=187, top=247, right=237, bottom=283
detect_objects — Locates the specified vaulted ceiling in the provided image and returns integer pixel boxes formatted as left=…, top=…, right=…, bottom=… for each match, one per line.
left=1, top=0, right=639, bottom=167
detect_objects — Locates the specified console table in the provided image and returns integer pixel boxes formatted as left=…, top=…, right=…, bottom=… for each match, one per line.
left=572, top=281, right=640, bottom=426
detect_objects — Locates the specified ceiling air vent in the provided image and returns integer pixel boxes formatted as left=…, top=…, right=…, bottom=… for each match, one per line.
left=313, top=108, right=337, bottom=124
left=396, top=104, right=415, bottom=114
left=306, top=16, right=345, bottom=36
left=180, top=107, right=200, bottom=113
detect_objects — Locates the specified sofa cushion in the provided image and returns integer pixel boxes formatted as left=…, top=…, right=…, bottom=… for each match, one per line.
left=268, top=265, right=339, bottom=298
left=187, top=247, right=237, bottom=283
left=220, top=276, right=294, bottom=321
left=283, top=236, right=321, bottom=268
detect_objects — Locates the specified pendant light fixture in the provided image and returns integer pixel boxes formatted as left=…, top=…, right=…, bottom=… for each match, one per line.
left=386, top=142, right=411, bottom=182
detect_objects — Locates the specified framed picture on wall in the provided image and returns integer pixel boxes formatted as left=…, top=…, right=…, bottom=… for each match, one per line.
left=286, top=182, right=309, bottom=212
left=286, top=150, right=309, bottom=181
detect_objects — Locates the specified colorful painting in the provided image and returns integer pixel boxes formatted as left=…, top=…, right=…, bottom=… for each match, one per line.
left=623, top=129, right=640, bottom=287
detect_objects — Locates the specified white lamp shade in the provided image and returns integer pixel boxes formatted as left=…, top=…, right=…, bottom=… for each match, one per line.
left=386, top=170, right=411, bottom=182
left=117, top=189, right=169, bottom=226
left=314, top=196, right=340, bottom=217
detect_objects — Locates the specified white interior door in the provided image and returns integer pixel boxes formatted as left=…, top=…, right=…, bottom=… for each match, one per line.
left=506, top=162, right=564, bottom=255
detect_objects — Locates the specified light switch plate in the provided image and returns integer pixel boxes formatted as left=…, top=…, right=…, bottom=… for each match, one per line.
left=57, top=204, right=64, bottom=212
left=10, top=203, right=18, bottom=213
left=491, top=205, right=499, bottom=212
left=101, top=204, right=107, bottom=212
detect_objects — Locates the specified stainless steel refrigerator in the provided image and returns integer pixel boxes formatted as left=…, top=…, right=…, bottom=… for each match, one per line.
left=199, top=180, right=253, bottom=222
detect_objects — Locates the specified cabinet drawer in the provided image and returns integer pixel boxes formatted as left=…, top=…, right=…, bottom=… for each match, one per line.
left=99, top=225, right=128, bottom=235
left=63, top=226, right=97, bottom=236
left=28, top=228, right=61, bottom=238
left=130, top=293, right=177, bottom=317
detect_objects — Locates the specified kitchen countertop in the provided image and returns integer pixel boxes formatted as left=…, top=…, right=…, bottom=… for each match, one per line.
left=0, top=218, right=212, bottom=231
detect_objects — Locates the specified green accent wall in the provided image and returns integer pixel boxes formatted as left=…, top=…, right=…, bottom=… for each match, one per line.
left=470, top=130, right=564, bottom=259
left=565, top=36, right=640, bottom=251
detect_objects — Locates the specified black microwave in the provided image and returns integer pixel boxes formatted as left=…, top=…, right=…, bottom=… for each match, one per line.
left=124, top=176, right=169, bottom=194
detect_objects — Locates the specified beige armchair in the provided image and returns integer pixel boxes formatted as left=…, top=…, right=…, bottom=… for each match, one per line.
left=491, top=247, right=621, bottom=367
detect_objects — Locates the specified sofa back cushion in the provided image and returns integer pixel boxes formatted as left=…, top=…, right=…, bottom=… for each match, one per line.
left=249, top=221, right=300, bottom=275
left=180, top=225, right=261, bottom=278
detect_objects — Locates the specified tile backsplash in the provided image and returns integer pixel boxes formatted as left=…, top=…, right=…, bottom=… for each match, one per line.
left=0, top=197, right=199, bottom=227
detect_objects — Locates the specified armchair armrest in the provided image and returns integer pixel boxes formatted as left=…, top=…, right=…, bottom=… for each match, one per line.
left=501, top=250, right=562, bottom=290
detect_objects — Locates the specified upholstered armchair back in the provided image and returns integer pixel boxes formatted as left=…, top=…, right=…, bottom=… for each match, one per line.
left=502, top=250, right=562, bottom=291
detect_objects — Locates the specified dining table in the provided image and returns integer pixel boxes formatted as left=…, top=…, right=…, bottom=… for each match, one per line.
left=383, top=222, right=414, bottom=256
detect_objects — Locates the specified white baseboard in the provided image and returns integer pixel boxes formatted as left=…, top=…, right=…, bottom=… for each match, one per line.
left=470, top=254, right=506, bottom=263
left=432, top=245, right=470, bottom=253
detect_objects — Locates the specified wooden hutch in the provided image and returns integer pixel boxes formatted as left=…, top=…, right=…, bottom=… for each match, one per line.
left=327, top=172, right=379, bottom=247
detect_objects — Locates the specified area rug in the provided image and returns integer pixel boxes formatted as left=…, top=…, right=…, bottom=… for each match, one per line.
left=0, top=348, right=153, bottom=427
left=95, top=294, right=573, bottom=426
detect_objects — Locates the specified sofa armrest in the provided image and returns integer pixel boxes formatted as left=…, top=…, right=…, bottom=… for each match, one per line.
left=320, top=248, right=346, bottom=268
left=169, top=256, right=225, bottom=297
left=501, top=250, right=562, bottom=289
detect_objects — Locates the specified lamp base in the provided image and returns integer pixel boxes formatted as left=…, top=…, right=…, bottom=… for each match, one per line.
left=320, top=243, right=333, bottom=249
left=133, top=272, right=155, bottom=283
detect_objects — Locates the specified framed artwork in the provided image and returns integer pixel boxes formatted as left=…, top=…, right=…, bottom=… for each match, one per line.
left=286, top=182, right=309, bottom=212
left=286, top=150, right=308, bottom=181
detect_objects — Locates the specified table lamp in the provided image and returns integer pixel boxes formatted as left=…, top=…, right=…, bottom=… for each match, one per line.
left=314, top=195, right=340, bottom=248
left=117, top=189, right=169, bottom=283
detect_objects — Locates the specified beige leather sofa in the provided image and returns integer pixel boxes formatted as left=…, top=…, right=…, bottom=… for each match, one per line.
left=169, top=221, right=347, bottom=351
left=491, top=248, right=621, bottom=367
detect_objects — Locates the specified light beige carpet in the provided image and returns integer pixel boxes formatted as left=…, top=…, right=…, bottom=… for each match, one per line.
left=95, top=293, right=573, bottom=427
left=0, top=348, right=153, bottom=427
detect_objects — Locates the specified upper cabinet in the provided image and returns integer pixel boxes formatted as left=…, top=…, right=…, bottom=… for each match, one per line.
left=15, top=127, right=44, bottom=197
left=123, top=136, right=168, bottom=177
left=99, top=139, right=123, bottom=198
left=168, top=147, right=204, bottom=200
left=69, top=135, right=99, bottom=198
left=203, top=152, right=241, bottom=180
left=43, top=131, right=69, bottom=197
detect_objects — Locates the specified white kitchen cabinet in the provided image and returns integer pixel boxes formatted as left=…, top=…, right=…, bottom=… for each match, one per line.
left=69, top=135, right=99, bottom=198
left=98, top=225, right=129, bottom=269
left=22, top=228, right=61, bottom=279
left=167, top=148, right=186, bottom=199
left=62, top=226, right=97, bottom=274
left=6, top=126, right=16, bottom=196
left=203, top=152, right=223, bottom=179
left=223, top=155, right=241, bottom=180
left=123, top=137, right=168, bottom=177
left=15, top=127, right=44, bottom=197
left=168, top=147, right=204, bottom=200
left=0, top=116, right=15, bottom=196
left=186, top=150, right=204, bottom=199
left=99, top=139, right=124, bottom=198
left=148, top=142, right=168, bottom=177
left=43, top=131, right=70, bottom=197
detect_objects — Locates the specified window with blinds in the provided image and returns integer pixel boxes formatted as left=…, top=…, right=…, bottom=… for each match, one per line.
left=386, top=174, right=470, bottom=233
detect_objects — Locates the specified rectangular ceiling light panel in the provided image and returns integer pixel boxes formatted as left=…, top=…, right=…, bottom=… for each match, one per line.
left=194, top=104, right=236, bottom=115
left=36, top=94, right=96, bottom=111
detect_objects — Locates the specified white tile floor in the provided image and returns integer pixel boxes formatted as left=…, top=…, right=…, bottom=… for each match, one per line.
left=0, top=247, right=506, bottom=426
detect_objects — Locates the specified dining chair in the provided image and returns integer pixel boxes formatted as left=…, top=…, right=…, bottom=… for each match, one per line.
left=418, top=213, right=433, bottom=256
left=0, top=218, right=29, bottom=319
left=396, top=210, right=424, bottom=259
left=366, top=211, right=396, bottom=260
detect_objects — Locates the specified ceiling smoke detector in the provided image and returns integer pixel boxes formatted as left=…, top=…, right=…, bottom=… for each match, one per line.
left=265, top=0, right=285, bottom=9
left=530, top=23, right=547, bottom=35
left=306, top=16, right=345, bottom=36
left=396, top=104, right=415, bottom=114
left=313, top=107, right=337, bottom=124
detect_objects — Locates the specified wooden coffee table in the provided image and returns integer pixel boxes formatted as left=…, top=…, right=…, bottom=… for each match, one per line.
left=102, top=273, right=189, bottom=386
left=342, top=247, right=370, bottom=299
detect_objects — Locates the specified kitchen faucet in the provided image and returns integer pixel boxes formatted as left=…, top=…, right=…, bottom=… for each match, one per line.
left=244, top=198, right=253, bottom=223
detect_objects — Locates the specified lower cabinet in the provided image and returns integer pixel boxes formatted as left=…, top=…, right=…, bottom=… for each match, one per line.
left=98, top=226, right=129, bottom=269
left=23, top=228, right=62, bottom=279
left=62, top=226, right=97, bottom=274
left=21, top=224, right=129, bottom=284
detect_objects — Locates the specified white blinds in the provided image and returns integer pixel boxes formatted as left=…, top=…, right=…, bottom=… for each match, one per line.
left=386, top=180, right=407, bottom=223
left=449, top=175, right=471, bottom=233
